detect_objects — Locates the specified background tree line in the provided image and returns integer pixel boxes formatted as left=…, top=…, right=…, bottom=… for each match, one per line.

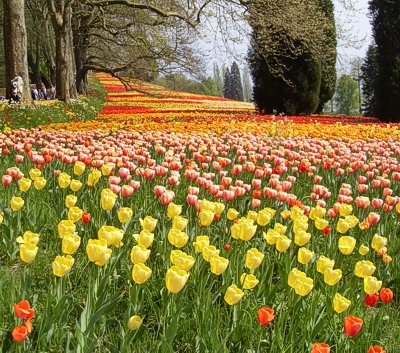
left=1, top=0, right=400, bottom=121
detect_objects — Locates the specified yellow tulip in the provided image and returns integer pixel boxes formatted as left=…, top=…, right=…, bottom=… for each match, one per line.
left=199, top=210, right=214, bottom=226
left=101, top=163, right=113, bottom=176
left=245, top=248, right=264, bottom=270
left=210, top=255, right=229, bottom=275
left=339, top=203, right=353, bottom=217
left=88, top=169, right=102, bottom=187
left=167, top=202, right=182, bottom=218
left=336, top=218, right=350, bottom=234
left=141, top=216, right=158, bottom=232
left=345, top=215, right=359, bottom=228
left=58, top=220, right=76, bottom=238
left=170, top=250, right=195, bottom=272
left=247, top=210, right=258, bottom=221
left=130, top=244, right=151, bottom=264
left=371, top=233, right=387, bottom=251
left=61, top=233, right=81, bottom=255
left=359, top=244, right=370, bottom=256
left=354, top=260, right=376, bottom=278
left=314, top=217, right=329, bottom=230
left=58, top=172, right=71, bottom=189
left=280, top=210, right=291, bottom=219
left=137, top=230, right=154, bottom=248
left=73, top=161, right=86, bottom=176
left=10, top=196, right=24, bottom=211
left=16, top=230, right=40, bottom=246
left=118, top=207, right=133, bottom=223
left=192, top=236, right=210, bottom=253
left=132, top=263, right=152, bottom=284
left=52, top=255, right=75, bottom=277
left=316, top=256, right=335, bottom=274
left=172, top=216, right=188, bottom=231
left=256, top=209, right=272, bottom=226
left=33, top=176, right=47, bottom=190
left=70, top=179, right=83, bottom=192
left=19, top=177, right=31, bottom=192
left=167, top=228, right=189, bottom=248
left=29, top=168, right=41, bottom=180
left=0, top=211, right=3, bottom=224
left=68, top=206, right=83, bottom=223
left=288, top=268, right=307, bottom=287
left=240, top=273, right=259, bottom=289
left=290, top=205, right=305, bottom=220
left=231, top=218, right=257, bottom=241
left=200, top=199, right=215, bottom=212
left=364, top=276, right=382, bottom=295
left=308, top=205, right=326, bottom=220
left=297, top=247, right=314, bottom=265
left=323, top=268, right=342, bottom=286
left=127, top=315, right=142, bottom=330
left=293, top=276, right=314, bottom=296
left=227, top=208, right=239, bottom=220
left=98, top=225, right=124, bottom=247
left=65, top=194, right=78, bottom=208
left=213, top=202, right=225, bottom=215
left=276, top=235, right=291, bottom=252
left=202, top=245, right=220, bottom=262
left=101, top=188, right=117, bottom=211
left=264, top=229, right=281, bottom=245
left=293, top=219, right=308, bottom=233
left=224, top=284, right=244, bottom=305
left=333, top=293, right=351, bottom=313
left=294, top=229, right=311, bottom=246
left=86, top=239, right=112, bottom=266
left=165, top=266, right=189, bottom=293
left=273, top=223, right=286, bottom=234
left=19, top=243, right=38, bottom=263
left=338, top=236, right=356, bottom=255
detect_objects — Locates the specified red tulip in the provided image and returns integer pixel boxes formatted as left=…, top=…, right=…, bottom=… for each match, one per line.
left=364, top=293, right=379, bottom=307
left=368, top=346, right=386, bottom=353
left=257, top=306, right=275, bottom=326
left=311, top=342, right=330, bottom=353
left=380, top=288, right=393, bottom=303
left=12, top=326, right=28, bottom=342
left=343, top=315, right=363, bottom=337
left=81, top=212, right=91, bottom=224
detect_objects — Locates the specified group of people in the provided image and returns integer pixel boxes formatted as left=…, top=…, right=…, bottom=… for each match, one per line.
left=31, top=83, right=56, bottom=101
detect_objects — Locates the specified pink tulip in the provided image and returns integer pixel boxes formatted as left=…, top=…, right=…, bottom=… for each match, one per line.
left=143, top=168, right=155, bottom=180
left=2, top=175, right=13, bottom=186
left=109, top=184, right=121, bottom=195
left=154, top=185, right=166, bottom=197
left=160, top=191, right=175, bottom=205
left=251, top=198, right=261, bottom=208
left=121, top=185, right=134, bottom=198
left=186, top=194, right=198, bottom=205
left=129, top=180, right=140, bottom=191
left=118, top=167, right=130, bottom=179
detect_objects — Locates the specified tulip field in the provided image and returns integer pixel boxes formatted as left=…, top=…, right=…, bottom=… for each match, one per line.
left=1, top=73, right=400, bottom=353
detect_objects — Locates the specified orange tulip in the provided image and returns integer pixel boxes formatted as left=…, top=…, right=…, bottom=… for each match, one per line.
left=368, top=346, right=386, bottom=353
left=343, top=315, right=363, bottom=337
left=257, top=306, right=274, bottom=326
left=380, top=288, right=394, bottom=303
left=12, top=325, right=28, bottom=342
left=311, top=342, right=330, bottom=353
left=14, top=300, right=34, bottom=320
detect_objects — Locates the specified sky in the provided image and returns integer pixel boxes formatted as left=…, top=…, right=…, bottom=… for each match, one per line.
left=197, top=0, right=373, bottom=76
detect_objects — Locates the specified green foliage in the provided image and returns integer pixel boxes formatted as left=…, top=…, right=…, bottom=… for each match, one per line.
left=334, top=74, right=360, bottom=116
left=369, top=0, right=400, bottom=121
left=0, top=75, right=106, bottom=131
left=223, top=62, right=244, bottom=101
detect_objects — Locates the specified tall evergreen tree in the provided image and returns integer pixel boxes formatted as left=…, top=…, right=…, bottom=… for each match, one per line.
left=223, top=66, right=232, bottom=99
left=213, top=62, right=223, bottom=97
left=230, top=61, right=244, bottom=101
left=369, top=0, right=400, bottom=121
left=334, top=74, right=360, bottom=115
left=242, top=64, right=253, bottom=102
left=361, top=44, right=378, bottom=117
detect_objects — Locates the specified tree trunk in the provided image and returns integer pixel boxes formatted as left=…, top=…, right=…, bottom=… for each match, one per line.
left=3, top=0, right=32, bottom=104
left=47, top=0, right=77, bottom=103
left=73, top=25, right=89, bottom=95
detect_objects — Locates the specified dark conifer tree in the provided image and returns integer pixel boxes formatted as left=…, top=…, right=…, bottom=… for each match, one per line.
left=369, top=0, right=400, bottom=121
left=223, top=67, right=232, bottom=99
left=361, top=44, right=378, bottom=117
left=230, top=62, right=244, bottom=101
